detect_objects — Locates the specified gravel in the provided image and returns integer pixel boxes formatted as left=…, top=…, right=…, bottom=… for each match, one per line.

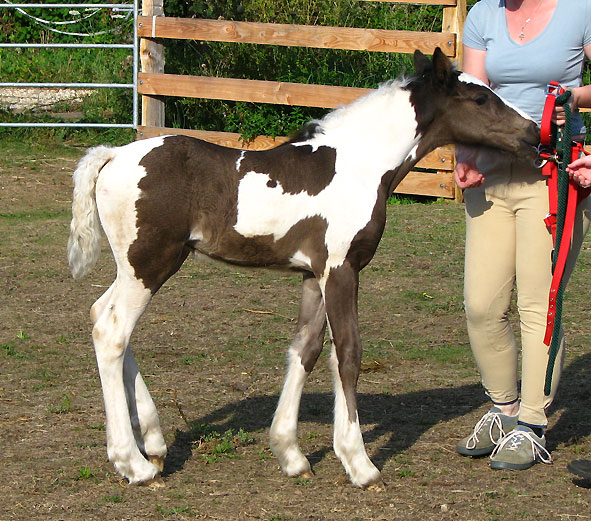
left=0, top=87, right=95, bottom=112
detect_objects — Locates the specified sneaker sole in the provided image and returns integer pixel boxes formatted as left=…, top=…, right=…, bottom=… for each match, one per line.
left=490, top=459, right=537, bottom=471
left=456, top=445, right=495, bottom=457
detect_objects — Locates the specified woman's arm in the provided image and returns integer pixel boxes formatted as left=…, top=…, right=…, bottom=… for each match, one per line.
left=554, top=43, right=591, bottom=124
left=454, top=46, right=489, bottom=189
left=461, top=46, right=489, bottom=85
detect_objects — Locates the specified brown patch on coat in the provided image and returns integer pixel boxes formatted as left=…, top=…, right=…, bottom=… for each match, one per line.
left=239, top=143, right=337, bottom=196
left=128, top=136, right=331, bottom=291
left=129, top=136, right=242, bottom=292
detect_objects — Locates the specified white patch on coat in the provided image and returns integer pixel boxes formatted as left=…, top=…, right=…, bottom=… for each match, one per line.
left=329, top=344, right=381, bottom=487
left=234, top=84, right=419, bottom=272
left=405, top=141, right=420, bottom=162
left=289, top=250, right=312, bottom=270
left=270, top=349, right=312, bottom=477
left=189, top=228, right=204, bottom=242
left=236, top=150, right=245, bottom=171
left=95, top=137, right=166, bottom=276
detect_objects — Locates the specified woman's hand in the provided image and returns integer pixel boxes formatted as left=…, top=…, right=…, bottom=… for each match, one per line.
left=567, top=155, right=591, bottom=188
left=552, top=87, right=578, bottom=126
left=454, top=144, right=485, bottom=189
left=454, top=161, right=485, bottom=189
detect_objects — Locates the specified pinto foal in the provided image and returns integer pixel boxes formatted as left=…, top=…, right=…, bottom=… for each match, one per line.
left=68, top=49, right=539, bottom=488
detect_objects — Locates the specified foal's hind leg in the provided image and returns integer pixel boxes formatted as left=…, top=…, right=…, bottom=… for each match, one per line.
left=270, top=272, right=327, bottom=478
left=123, top=347, right=167, bottom=472
left=92, top=276, right=160, bottom=484
left=92, top=283, right=166, bottom=477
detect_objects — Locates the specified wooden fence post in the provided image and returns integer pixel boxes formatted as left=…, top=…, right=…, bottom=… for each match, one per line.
left=443, top=0, right=467, bottom=201
left=140, top=0, right=165, bottom=129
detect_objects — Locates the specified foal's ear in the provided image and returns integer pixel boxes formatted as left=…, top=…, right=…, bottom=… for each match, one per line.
left=413, top=49, right=431, bottom=76
left=431, top=47, right=454, bottom=87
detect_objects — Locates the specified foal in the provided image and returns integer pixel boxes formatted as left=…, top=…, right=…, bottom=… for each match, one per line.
left=68, top=49, right=539, bottom=488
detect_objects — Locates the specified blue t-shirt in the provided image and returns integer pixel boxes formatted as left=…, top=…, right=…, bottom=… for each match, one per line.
left=463, top=0, right=591, bottom=131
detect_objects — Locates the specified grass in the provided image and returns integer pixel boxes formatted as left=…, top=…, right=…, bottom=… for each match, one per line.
left=2, top=137, right=591, bottom=520
left=0, top=208, right=71, bottom=222
left=189, top=425, right=256, bottom=463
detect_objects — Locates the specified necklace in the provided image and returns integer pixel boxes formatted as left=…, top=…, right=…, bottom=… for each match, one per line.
left=517, top=0, right=543, bottom=40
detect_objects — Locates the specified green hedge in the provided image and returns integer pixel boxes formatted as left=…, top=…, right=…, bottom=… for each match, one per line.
left=0, top=1, right=443, bottom=139
left=163, top=0, right=443, bottom=139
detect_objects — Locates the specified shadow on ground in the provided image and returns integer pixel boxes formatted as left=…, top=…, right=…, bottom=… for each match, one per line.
left=163, top=381, right=487, bottom=477
left=163, top=353, right=591, bottom=478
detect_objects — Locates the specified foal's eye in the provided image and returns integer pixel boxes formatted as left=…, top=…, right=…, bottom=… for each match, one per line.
left=474, top=94, right=489, bottom=105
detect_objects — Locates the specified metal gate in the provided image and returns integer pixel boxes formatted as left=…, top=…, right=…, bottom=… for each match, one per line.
left=0, top=1, right=138, bottom=129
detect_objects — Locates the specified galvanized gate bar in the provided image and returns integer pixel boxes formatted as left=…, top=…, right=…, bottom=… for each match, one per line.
left=0, top=4, right=134, bottom=8
left=0, top=43, right=134, bottom=49
left=0, top=83, right=134, bottom=88
left=0, top=0, right=138, bottom=129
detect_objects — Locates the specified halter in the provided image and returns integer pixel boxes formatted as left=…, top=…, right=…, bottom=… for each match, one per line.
left=539, top=81, right=590, bottom=396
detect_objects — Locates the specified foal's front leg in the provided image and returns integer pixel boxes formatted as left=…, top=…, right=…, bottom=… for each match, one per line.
left=270, top=272, right=327, bottom=478
left=323, top=264, right=382, bottom=489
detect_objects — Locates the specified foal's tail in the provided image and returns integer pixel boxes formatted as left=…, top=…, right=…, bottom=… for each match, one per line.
left=67, top=145, right=116, bottom=280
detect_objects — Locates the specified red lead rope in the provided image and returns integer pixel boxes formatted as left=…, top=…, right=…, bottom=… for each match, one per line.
left=540, top=82, right=590, bottom=347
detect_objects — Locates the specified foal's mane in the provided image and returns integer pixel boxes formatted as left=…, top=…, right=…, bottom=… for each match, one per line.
left=285, top=77, right=417, bottom=145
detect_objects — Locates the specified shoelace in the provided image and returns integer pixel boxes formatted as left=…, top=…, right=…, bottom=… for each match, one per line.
left=490, top=430, right=552, bottom=464
left=465, top=411, right=507, bottom=449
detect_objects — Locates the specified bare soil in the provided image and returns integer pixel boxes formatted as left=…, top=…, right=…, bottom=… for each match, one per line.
left=1, top=139, right=591, bottom=521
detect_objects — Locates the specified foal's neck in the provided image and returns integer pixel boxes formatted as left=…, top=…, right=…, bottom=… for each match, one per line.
left=318, top=84, right=421, bottom=175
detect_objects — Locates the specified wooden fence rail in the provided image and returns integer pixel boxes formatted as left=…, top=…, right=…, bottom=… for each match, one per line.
left=138, top=0, right=467, bottom=199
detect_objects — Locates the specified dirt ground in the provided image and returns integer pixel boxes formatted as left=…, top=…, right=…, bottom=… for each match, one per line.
left=1, top=139, right=591, bottom=521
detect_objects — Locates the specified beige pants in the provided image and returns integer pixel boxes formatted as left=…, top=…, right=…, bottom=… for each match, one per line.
left=463, top=158, right=591, bottom=428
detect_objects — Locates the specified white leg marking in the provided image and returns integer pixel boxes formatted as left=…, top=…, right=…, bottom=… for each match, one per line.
left=123, top=348, right=167, bottom=462
left=270, top=348, right=312, bottom=477
left=93, top=277, right=159, bottom=484
left=330, top=346, right=381, bottom=488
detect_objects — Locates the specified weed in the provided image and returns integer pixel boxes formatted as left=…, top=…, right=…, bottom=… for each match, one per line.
left=77, top=465, right=94, bottom=479
left=258, top=447, right=273, bottom=461
left=1, top=342, right=16, bottom=356
left=191, top=425, right=255, bottom=463
left=50, top=393, right=73, bottom=414
left=103, top=495, right=124, bottom=504
left=156, top=504, right=195, bottom=516
left=56, top=334, right=71, bottom=345
left=16, top=330, right=30, bottom=340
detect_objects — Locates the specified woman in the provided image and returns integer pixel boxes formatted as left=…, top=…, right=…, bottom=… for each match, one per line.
left=454, top=0, right=591, bottom=470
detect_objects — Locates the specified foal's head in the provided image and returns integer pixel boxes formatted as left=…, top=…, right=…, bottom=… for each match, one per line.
left=410, top=48, right=540, bottom=160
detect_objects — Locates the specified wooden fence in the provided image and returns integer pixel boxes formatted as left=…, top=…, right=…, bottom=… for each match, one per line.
left=137, top=0, right=467, bottom=199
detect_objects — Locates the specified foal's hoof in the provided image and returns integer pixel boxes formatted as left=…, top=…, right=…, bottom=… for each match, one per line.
left=143, top=476, right=165, bottom=489
left=366, top=480, right=385, bottom=492
left=148, top=455, right=165, bottom=473
left=298, top=470, right=315, bottom=480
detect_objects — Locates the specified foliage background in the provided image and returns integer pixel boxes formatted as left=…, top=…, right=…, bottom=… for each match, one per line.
left=2, top=0, right=588, bottom=140
left=162, top=0, right=443, bottom=138
left=0, top=1, right=135, bottom=132
left=0, top=0, right=444, bottom=139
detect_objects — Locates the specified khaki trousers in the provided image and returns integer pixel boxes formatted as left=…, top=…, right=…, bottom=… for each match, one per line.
left=463, top=159, right=591, bottom=428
